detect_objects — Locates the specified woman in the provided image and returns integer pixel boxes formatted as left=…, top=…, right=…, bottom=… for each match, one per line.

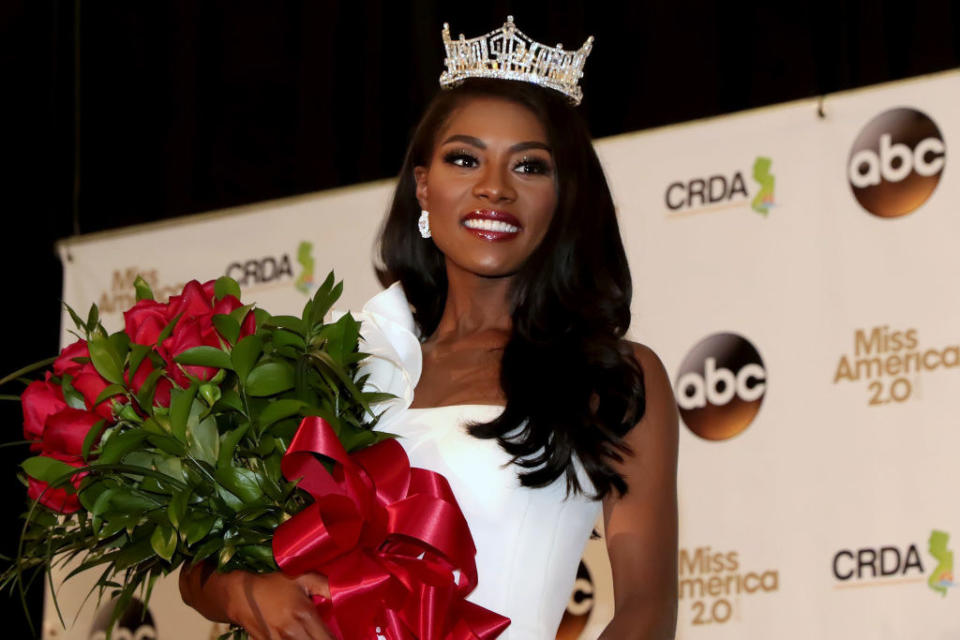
left=181, top=75, right=677, bottom=640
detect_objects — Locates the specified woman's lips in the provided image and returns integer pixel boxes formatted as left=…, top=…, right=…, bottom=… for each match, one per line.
left=460, top=209, right=522, bottom=241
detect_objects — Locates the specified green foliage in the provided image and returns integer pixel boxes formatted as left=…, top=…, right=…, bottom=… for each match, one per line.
left=2, top=272, right=394, bottom=639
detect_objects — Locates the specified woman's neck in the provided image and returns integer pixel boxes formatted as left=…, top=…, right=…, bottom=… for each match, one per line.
left=431, top=263, right=513, bottom=342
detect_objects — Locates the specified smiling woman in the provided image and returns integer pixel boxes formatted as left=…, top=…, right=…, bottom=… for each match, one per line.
left=413, top=98, right=558, bottom=278
left=180, top=31, right=677, bottom=640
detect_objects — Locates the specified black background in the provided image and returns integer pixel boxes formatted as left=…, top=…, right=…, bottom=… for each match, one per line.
left=2, top=1, right=959, bottom=635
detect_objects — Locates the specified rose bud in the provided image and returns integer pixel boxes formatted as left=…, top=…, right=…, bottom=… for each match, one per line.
left=159, top=315, right=222, bottom=388
left=72, top=369, right=125, bottom=422
left=21, top=375, right=67, bottom=448
left=53, top=340, right=90, bottom=378
left=26, top=456, right=86, bottom=515
left=166, top=280, right=215, bottom=323
left=126, top=357, right=172, bottom=407
left=41, top=408, right=101, bottom=459
left=124, top=299, right=170, bottom=345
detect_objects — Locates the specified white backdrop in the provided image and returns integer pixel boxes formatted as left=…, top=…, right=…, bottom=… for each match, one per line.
left=49, top=69, right=960, bottom=639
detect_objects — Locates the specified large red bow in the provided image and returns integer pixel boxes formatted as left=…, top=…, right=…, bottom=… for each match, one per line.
left=273, top=417, right=510, bottom=640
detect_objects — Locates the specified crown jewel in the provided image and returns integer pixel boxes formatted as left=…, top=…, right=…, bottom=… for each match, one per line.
left=439, top=16, right=594, bottom=106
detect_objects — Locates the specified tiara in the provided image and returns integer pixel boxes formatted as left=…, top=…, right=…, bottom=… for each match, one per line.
left=439, top=16, right=594, bottom=106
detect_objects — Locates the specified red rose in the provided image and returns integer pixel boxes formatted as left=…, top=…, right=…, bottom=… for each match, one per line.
left=124, top=299, right=170, bottom=345
left=42, top=408, right=101, bottom=459
left=21, top=375, right=67, bottom=447
left=72, top=367, right=124, bottom=422
left=126, top=357, right=172, bottom=407
left=166, top=280, right=215, bottom=323
left=53, top=340, right=90, bottom=377
left=26, top=456, right=85, bottom=514
left=159, top=315, right=222, bottom=387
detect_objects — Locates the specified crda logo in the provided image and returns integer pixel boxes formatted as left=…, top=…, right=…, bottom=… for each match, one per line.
left=675, top=333, right=766, bottom=441
left=556, top=561, right=593, bottom=640
left=848, top=107, right=945, bottom=217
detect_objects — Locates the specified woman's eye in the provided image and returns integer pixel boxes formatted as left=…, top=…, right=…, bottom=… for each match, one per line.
left=443, top=151, right=479, bottom=168
left=513, top=157, right=551, bottom=175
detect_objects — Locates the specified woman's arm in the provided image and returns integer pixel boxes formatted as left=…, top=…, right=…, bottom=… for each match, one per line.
left=179, top=562, right=332, bottom=640
left=599, top=343, right=679, bottom=640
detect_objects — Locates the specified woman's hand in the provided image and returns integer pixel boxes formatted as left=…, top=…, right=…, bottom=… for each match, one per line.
left=179, top=562, right=332, bottom=640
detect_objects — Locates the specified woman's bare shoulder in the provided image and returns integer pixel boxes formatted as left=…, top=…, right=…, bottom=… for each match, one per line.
left=621, top=339, right=677, bottom=430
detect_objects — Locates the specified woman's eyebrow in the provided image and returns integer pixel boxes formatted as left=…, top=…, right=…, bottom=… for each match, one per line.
left=440, top=135, right=552, bottom=155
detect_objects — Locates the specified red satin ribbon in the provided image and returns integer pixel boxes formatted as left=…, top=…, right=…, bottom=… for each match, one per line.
left=273, top=416, right=511, bottom=640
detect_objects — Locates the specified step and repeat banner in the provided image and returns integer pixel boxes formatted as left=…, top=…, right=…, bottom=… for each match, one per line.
left=47, top=69, right=958, bottom=639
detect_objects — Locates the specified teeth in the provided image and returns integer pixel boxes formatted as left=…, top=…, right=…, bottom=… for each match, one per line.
left=463, top=218, right=519, bottom=233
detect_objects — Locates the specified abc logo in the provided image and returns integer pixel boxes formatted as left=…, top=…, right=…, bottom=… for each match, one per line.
left=848, top=107, right=945, bottom=217
left=556, top=561, right=593, bottom=640
left=675, top=333, right=766, bottom=441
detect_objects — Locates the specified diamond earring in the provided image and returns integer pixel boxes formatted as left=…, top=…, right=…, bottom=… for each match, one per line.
left=418, top=210, right=431, bottom=238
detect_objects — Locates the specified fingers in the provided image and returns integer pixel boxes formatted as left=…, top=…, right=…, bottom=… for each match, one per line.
left=295, top=606, right=331, bottom=640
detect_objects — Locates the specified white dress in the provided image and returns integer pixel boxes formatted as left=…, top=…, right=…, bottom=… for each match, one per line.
left=348, top=283, right=602, bottom=640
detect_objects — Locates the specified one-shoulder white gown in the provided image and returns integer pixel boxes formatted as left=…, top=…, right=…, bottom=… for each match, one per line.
left=347, top=283, right=602, bottom=640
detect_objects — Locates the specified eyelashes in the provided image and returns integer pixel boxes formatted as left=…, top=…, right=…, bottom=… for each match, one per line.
left=441, top=149, right=553, bottom=176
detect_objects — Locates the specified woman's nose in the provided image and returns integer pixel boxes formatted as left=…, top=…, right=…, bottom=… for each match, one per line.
left=472, top=164, right=516, bottom=202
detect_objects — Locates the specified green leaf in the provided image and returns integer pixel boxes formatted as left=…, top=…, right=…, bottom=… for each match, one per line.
left=22, top=456, right=80, bottom=484
left=145, top=433, right=187, bottom=457
left=81, top=419, right=108, bottom=461
left=188, top=416, right=220, bottom=466
left=215, top=388, right=244, bottom=413
left=230, top=335, right=262, bottom=383
left=64, top=302, right=86, bottom=333
left=150, top=524, right=177, bottom=562
left=127, top=343, right=152, bottom=381
left=229, top=303, right=255, bottom=328
left=213, top=276, right=242, bottom=301
left=215, top=466, right=264, bottom=504
left=96, top=429, right=148, bottom=465
left=238, top=544, right=276, bottom=568
left=93, top=384, right=125, bottom=408
left=267, top=315, right=306, bottom=337
left=167, top=490, right=189, bottom=529
left=97, top=488, right=160, bottom=515
left=169, top=384, right=198, bottom=443
left=114, top=534, right=156, bottom=570
left=88, top=334, right=124, bottom=384
left=135, top=367, right=167, bottom=410
left=271, top=330, right=306, bottom=351
left=216, top=422, right=250, bottom=469
left=86, top=303, right=100, bottom=334
left=192, top=538, right=222, bottom=563
left=218, top=543, right=236, bottom=568
left=184, top=513, right=217, bottom=546
left=155, top=312, right=182, bottom=347
left=245, top=362, right=295, bottom=397
left=212, top=314, right=241, bottom=345
left=174, top=346, right=233, bottom=370
left=257, top=399, right=305, bottom=431
left=108, top=330, right=131, bottom=365
left=305, top=271, right=339, bottom=329
left=133, top=275, right=155, bottom=301
left=60, top=377, right=87, bottom=410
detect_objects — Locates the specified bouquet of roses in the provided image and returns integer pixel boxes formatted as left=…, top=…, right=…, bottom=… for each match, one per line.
left=2, top=274, right=508, bottom=640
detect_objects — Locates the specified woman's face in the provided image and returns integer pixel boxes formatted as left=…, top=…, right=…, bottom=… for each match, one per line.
left=414, top=97, right=558, bottom=278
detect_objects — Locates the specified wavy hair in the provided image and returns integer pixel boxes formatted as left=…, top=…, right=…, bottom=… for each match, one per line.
left=377, top=79, right=645, bottom=499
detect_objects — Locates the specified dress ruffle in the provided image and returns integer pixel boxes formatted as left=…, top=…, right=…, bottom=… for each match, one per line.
left=336, top=282, right=422, bottom=432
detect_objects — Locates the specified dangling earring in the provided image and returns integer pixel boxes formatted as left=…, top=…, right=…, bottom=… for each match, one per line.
left=418, top=210, right=431, bottom=238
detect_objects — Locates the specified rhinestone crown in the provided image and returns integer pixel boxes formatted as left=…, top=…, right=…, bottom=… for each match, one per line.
left=439, top=16, right=594, bottom=106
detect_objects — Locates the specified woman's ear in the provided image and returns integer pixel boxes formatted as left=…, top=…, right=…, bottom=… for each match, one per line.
left=414, top=166, right=428, bottom=210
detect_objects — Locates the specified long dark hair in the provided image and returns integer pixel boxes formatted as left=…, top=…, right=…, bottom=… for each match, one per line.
left=377, top=79, right=645, bottom=499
